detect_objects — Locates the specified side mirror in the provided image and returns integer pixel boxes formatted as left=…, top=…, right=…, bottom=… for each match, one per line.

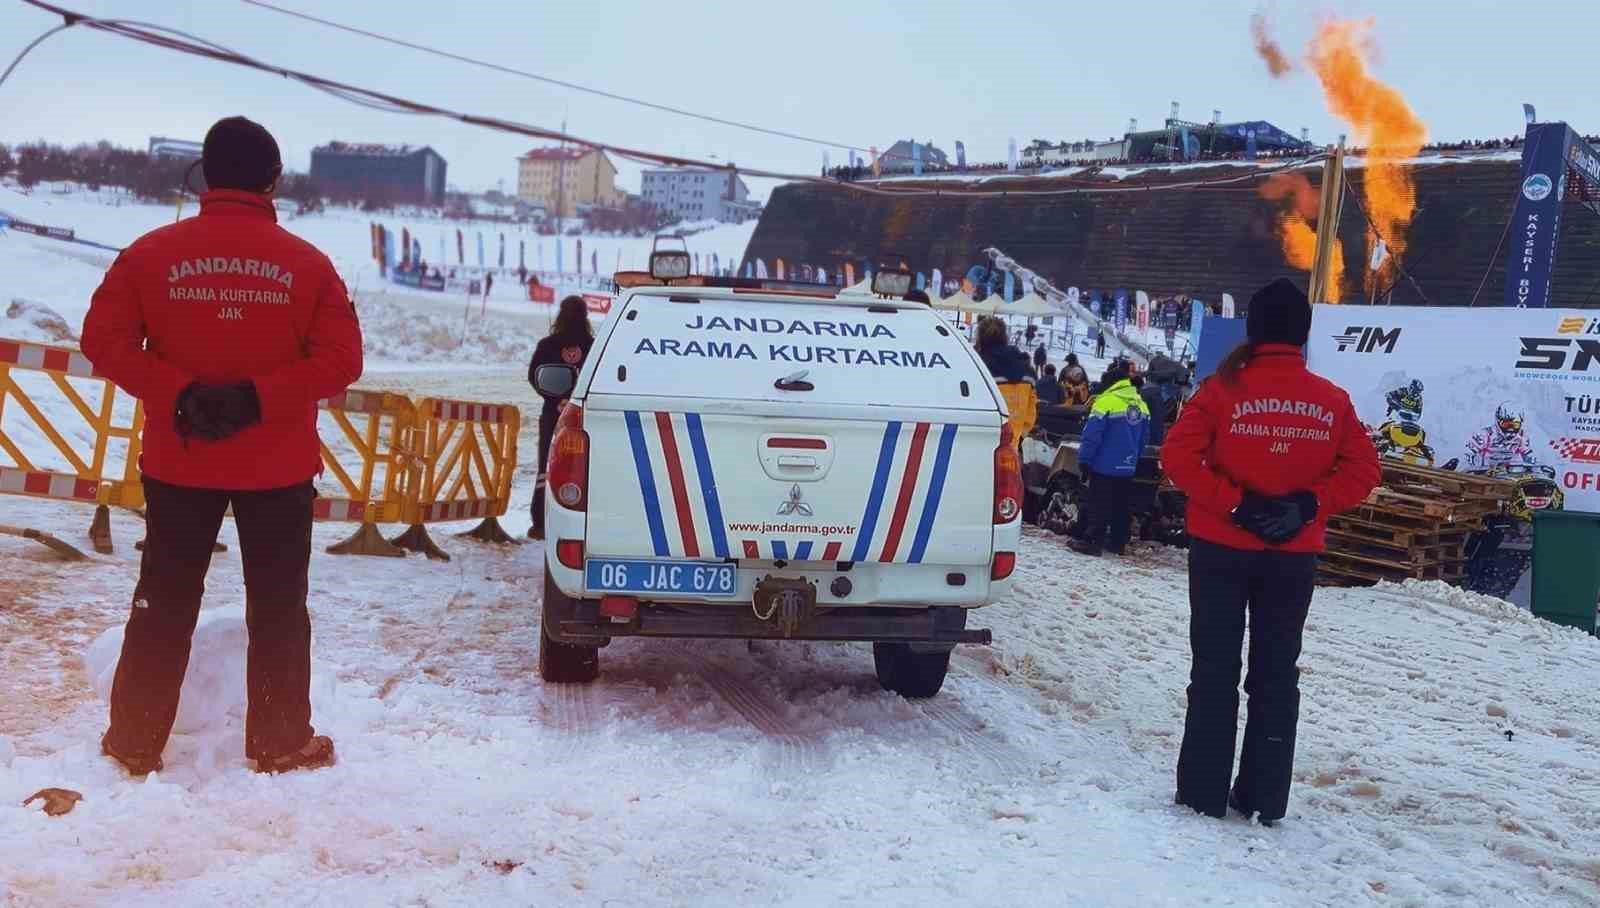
left=534, top=363, right=578, bottom=398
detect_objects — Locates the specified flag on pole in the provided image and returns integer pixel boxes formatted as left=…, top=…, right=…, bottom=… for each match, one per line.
left=577, top=239, right=583, bottom=276
left=438, top=233, right=445, bottom=269
left=556, top=238, right=563, bottom=273
left=755, top=259, right=768, bottom=279
left=456, top=230, right=464, bottom=265
left=519, top=239, right=525, bottom=270
left=1003, top=271, right=1015, bottom=303
left=776, top=258, right=786, bottom=280
left=1007, top=138, right=1018, bottom=173
left=498, top=233, right=505, bottom=268
left=476, top=232, right=484, bottom=267
left=591, top=249, right=597, bottom=275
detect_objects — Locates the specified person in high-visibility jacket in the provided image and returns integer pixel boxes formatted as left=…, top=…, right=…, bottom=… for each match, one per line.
left=1067, top=360, right=1150, bottom=556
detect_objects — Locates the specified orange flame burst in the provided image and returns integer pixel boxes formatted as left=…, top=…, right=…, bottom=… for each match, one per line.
left=1260, top=172, right=1345, bottom=296
left=1307, top=18, right=1426, bottom=295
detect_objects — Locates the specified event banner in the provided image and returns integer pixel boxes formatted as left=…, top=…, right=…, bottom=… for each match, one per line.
left=1306, top=305, right=1600, bottom=514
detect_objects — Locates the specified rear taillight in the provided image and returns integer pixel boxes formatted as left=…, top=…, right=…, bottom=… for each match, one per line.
left=991, top=552, right=1016, bottom=581
left=556, top=539, right=584, bottom=570
left=993, top=423, right=1022, bottom=524
left=548, top=402, right=589, bottom=512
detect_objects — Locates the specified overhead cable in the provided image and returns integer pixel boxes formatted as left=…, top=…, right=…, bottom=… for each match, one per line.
left=237, top=0, right=873, bottom=155
left=8, top=0, right=1334, bottom=201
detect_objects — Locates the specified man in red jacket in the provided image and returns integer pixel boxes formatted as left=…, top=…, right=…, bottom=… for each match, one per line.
left=82, top=117, right=363, bottom=776
left=1161, top=278, right=1379, bottom=826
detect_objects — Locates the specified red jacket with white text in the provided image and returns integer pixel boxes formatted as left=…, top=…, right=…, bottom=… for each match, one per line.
left=81, top=190, right=363, bottom=490
left=1160, top=345, right=1379, bottom=553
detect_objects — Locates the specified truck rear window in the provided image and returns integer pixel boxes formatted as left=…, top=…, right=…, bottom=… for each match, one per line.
left=588, top=296, right=993, bottom=410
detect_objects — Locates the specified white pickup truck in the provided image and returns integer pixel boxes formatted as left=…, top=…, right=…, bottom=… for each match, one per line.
left=533, top=257, right=1022, bottom=697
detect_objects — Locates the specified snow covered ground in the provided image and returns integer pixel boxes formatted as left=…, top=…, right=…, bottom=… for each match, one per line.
left=3, top=480, right=1599, bottom=906
left=4, top=182, right=1600, bottom=907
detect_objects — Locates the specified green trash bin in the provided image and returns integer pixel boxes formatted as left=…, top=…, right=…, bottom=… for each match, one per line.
left=1531, top=510, right=1600, bottom=635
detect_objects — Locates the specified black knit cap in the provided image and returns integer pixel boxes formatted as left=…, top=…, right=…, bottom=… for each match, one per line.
left=202, top=116, right=282, bottom=192
left=1246, top=277, right=1312, bottom=347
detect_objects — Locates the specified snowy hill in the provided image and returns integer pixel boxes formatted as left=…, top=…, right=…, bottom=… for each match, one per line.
left=0, top=181, right=756, bottom=359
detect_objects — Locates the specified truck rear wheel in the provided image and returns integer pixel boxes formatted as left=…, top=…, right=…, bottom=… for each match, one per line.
left=873, top=643, right=951, bottom=699
left=540, top=575, right=599, bottom=683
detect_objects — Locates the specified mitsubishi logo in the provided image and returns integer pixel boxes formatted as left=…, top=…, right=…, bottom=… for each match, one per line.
left=776, top=483, right=813, bottom=517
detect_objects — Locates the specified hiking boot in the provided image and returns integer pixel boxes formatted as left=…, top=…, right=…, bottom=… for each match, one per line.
left=101, top=733, right=163, bottom=777
left=1066, top=537, right=1102, bottom=557
left=1229, top=788, right=1276, bottom=827
left=254, top=735, right=337, bottom=775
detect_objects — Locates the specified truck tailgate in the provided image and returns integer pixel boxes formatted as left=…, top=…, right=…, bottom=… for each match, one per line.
left=586, top=405, right=996, bottom=567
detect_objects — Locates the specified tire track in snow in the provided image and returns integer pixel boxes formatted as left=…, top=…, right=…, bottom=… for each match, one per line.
left=699, top=671, right=831, bottom=776
left=540, top=681, right=598, bottom=761
left=916, top=695, right=1032, bottom=776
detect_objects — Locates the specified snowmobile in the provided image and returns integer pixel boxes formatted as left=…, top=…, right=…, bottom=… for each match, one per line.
left=1494, top=463, right=1564, bottom=523
left=1371, top=379, right=1435, bottom=466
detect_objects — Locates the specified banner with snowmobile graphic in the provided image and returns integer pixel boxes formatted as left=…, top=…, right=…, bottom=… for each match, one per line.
left=1306, top=304, right=1600, bottom=516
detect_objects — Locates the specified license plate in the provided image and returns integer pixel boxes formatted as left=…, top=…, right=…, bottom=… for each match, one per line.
left=584, top=558, right=738, bottom=598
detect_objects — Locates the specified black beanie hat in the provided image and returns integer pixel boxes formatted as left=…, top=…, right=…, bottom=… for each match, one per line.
left=1246, top=277, right=1312, bottom=347
left=1101, top=359, right=1130, bottom=387
left=202, top=116, right=282, bottom=192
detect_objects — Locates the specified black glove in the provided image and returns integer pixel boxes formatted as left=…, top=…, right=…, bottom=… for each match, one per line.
left=176, top=381, right=262, bottom=442
left=1234, top=491, right=1318, bottom=545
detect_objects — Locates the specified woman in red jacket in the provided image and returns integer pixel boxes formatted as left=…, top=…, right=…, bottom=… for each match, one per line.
left=1161, top=278, right=1380, bottom=826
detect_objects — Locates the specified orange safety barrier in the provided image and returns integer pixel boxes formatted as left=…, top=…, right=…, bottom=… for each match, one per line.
left=0, top=338, right=144, bottom=557
left=0, top=335, right=527, bottom=563
left=387, top=396, right=522, bottom=561
left=316, top=388, right=421, bottom=558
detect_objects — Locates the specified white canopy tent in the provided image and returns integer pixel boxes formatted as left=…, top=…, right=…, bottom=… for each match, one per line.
left=995, top=293, right=1064, bottom=318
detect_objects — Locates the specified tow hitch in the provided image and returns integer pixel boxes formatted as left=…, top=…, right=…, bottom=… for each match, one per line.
left=752, top=576, right=817, bottom=638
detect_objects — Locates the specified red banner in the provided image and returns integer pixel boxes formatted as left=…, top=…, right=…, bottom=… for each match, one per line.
left=528, top=284, right=555, bottom=304
left=582, top=292, right=612, bottom=315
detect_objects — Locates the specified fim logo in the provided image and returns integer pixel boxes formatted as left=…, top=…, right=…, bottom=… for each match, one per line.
left=1551, top=437, right=1600, bottom=464
left=1334, top=326, right=1402, bottom=354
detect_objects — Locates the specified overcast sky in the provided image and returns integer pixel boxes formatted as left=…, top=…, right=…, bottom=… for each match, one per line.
left=0, top=0, right=1591, bottom=199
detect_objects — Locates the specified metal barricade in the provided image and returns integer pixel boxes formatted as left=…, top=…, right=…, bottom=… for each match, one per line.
left=0, top=338, right=144, bottom=557
left=317, top=389, right=420, bottom=558
left=388, top=397, right=522, bottom=561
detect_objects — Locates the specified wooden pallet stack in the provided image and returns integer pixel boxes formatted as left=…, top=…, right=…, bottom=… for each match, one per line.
left=1318, top=461, right=1517, bottom=587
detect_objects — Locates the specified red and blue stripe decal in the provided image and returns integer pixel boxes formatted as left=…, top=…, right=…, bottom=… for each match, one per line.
left=908, top=424, right=959, bottom=563
left=628, top=412, right=958, bottom=564
left=684, top=413, right=730, bottom=558
left=851, top=421, right=902, bottom=563
left=624, top=411, right=670, bottom=556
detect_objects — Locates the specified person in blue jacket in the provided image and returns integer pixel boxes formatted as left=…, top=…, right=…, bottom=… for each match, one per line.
left=1069, top=360, right=1151, bottom=556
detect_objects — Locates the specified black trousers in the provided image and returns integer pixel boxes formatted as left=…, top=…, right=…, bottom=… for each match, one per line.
left=531, top=406, right=558, bottom=534
left=1176, top=539, right=1318, bottom=820
left=106, top=476, right=316, bottom=762
left=1080, top=472, right=1134, bottom=551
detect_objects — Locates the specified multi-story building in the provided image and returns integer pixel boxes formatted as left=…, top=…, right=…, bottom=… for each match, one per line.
left=309, top=142, right=447, bottom=205
left=517, top=147, right=624, bottom=219
left=148, top=137, right=203, bottom=162
left=638, top=167, right=757, bottom=223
